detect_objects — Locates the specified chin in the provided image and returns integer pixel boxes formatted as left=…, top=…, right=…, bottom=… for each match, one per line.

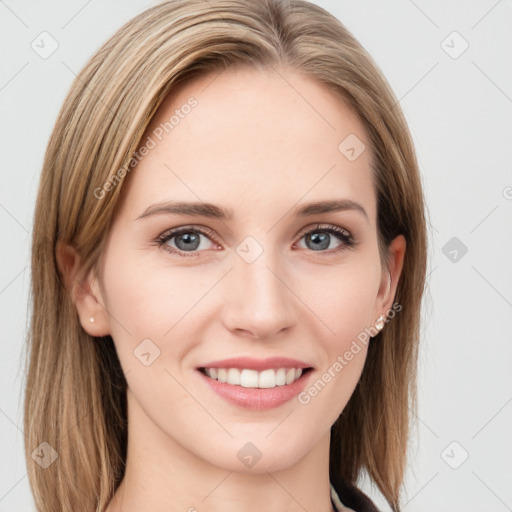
left=198, top=436, right=312, bottom=475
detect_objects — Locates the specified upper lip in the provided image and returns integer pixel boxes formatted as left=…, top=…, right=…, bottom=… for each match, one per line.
left=198, top=356, right=313, bottom=371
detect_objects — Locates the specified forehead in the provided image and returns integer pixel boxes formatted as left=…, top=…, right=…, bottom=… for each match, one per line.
left=118, top=66, right=376, bottom=224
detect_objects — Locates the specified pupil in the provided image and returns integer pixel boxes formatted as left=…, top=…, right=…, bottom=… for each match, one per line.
left=308, top=232, right=329, bottom=251
left=176, top=232, right=199, bottom=251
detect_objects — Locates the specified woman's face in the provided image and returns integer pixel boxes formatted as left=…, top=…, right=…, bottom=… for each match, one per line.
left=84, top=66, right=404, bottom=473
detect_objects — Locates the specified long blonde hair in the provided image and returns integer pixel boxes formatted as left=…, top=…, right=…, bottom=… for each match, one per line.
left=24, top=1, right=427, bottom=510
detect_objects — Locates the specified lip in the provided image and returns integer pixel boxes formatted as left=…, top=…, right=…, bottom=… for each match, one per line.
left=197, top=367, right=313, bottom=410
left=197, top=356, right=313, bottom=372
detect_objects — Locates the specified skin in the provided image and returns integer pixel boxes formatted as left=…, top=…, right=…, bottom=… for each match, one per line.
left=62, top=65, right=405, bottom=512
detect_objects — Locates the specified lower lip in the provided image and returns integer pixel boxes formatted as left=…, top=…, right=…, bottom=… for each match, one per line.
left=197, top=369, right=312, bottom=410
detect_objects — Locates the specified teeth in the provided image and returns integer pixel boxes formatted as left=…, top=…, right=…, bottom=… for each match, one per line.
left=203, top=367, right=305, bottom=388
left=240, top=369, right=258, bottom=387
left=275, top=368, right=286, bottom=386
left=227, top=368, right=240, bottom=385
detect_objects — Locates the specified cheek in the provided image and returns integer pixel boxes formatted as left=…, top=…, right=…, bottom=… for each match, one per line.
left=297, top=257, right=382, bottom=348
left=99, top=253, right=208, bottom=424
left=295, top=264, right=378, bottom=423
left=101, top=248, right=208, bottom=338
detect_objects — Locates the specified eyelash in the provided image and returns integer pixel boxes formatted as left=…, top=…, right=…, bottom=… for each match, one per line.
left=155, top=223, right=356, bottom=257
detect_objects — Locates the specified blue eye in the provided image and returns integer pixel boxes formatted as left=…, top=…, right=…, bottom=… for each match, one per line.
left=156, top=226, right=218, bottom=257
left=156, top=223, right=355, bottom=257
left=297, top=224, right=354, bottom=252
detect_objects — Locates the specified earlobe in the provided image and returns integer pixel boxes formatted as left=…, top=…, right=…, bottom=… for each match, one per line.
left=55, top=241, right=111, bottom=337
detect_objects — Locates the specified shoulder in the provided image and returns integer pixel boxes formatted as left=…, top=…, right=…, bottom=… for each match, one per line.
left=330, top=478, right=379, bottom=512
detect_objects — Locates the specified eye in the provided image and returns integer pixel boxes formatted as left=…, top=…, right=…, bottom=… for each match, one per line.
left=156, top=226, right=219, bottom=257
left=155, top=223, right=355, bottom=257
left=295, top=224, right=355, bottom=254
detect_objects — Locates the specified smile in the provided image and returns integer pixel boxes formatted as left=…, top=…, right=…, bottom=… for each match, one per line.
left=197, top=367, right=313, bottom=409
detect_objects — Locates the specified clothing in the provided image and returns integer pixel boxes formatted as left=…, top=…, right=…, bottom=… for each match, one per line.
left=330, top=483, right=355, bottom=511
left=330, top=479, right=379, bottom=512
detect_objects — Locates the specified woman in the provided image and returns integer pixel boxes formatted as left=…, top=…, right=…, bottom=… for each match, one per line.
left=24, top=1, right=427, bottom=511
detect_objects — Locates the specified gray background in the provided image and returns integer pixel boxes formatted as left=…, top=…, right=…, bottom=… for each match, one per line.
left=1, top=1, right=511, bottom=510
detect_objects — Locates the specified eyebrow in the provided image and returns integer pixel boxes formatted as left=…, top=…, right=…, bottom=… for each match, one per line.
left=135, top=199, right=368, bottom=222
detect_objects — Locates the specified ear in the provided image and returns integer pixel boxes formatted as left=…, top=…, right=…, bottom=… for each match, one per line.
left=56, top=241, right=111, bottom=337
left=374, top=234, right=406, bottom=320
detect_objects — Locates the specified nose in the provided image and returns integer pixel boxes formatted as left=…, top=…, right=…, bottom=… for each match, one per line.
left=221, top=248, right=297, bottom=340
